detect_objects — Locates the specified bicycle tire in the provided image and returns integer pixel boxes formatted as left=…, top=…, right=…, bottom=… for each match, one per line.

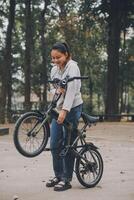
left=13, top=112, right=50, bottom=157
left=75, top=146, right=103, bottom=188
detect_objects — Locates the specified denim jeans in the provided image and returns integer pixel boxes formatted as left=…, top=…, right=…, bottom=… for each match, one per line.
left=50, top=104, right=83, bottom=182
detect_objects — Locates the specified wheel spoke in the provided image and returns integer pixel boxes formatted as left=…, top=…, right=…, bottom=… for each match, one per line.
left=76, top=148, right=103, bottom=187
left=14, top=112, right=49, bottom=157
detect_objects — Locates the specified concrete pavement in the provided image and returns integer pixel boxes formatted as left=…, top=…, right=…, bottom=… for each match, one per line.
left=0, top=122, right=134, bottom=200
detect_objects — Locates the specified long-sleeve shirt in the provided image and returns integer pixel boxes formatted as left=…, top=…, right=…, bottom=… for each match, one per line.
left=50, top=59, right=83, bottom=112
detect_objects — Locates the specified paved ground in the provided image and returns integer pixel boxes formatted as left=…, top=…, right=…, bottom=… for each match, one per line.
left=0, top=122, right=134, bottom=200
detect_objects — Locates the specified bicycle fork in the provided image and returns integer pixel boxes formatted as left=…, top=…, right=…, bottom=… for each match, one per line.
left=27, top=113, right=49, bottom=138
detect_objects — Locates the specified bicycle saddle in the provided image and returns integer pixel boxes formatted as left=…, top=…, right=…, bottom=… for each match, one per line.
left=81, top=112, right=99, bottom=124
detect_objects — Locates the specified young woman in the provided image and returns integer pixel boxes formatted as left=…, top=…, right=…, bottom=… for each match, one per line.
left=46, top=42, right=83, bottom=191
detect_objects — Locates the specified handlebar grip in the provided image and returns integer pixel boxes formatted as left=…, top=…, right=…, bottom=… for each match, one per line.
left=48, top=78, right=60, bottom=84
left=68, top=76, right=89, bottom=82
left=78, top=76, right=89, bottom=79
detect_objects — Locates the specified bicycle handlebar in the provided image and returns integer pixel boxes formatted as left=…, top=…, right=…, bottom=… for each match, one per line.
left=48, top=76, right=89, bottom=89
left=67, top=76, right=89, bottom=82
left=47, top=76, right=89, bottom=106
left=48, top=76, right=89, bottom=84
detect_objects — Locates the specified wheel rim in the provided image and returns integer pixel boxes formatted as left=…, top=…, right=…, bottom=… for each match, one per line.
left=17, top=115, right=46, bottom=155
left=78, top=149, right=102, bottom=186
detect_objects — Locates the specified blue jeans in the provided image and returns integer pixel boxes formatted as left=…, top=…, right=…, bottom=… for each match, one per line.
left=50, top=104, right=82, bottom=182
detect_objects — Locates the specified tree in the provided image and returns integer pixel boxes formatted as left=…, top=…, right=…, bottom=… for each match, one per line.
left=100, top=0, right=134, bottom=116
left=0, top=0, right=134, bottom=123
left=24, top=0, right=32, bottom=111
left=39, top=0, right=51, bottom=109
left=0, top=0, right=16, bottom=123
left=77, top=0, right=107, bottom=113
left=105, top=0, right=121, bottom=116
left=79, top=0, right=134, bottom=117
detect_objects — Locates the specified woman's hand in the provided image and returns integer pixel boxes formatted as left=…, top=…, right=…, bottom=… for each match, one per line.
left=56, top=87, right=65, bottom=94
left=57, top=109, right=68, bottom=124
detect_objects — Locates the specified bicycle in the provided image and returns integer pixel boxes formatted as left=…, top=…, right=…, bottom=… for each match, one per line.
left=13, top=76, right=103, bottom=188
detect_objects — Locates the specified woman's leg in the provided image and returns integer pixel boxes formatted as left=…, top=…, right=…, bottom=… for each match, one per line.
left=62, top=104, right=83, bottom=182
left=50, top=119, right=64, bottom=179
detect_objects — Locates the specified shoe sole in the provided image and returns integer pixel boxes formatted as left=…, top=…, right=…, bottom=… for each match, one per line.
left=46, top=180, right=60, bottom=187
left=54, top=184, right=72, bottom=191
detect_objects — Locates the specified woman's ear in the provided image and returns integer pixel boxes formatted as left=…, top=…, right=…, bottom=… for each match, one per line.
left=65, top=52, right=69, bottom=58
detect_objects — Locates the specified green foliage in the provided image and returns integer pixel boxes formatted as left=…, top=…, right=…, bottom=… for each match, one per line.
left=0, top=0, right=134, bottom=116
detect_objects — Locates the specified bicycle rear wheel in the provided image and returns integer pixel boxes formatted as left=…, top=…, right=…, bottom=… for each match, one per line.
left=13, top=112, right=49, bottom=157
left=75, top=146, right=103, bottom=188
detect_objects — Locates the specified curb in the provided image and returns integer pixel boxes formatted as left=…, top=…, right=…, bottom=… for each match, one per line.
left=0, top=128, right=9, bottom=136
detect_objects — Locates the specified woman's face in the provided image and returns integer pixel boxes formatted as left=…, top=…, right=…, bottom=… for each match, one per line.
left=51, top=49, right=68, bottom=69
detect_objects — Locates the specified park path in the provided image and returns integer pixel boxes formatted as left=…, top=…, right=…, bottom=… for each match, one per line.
left=0, top=122, right=134, bottom=200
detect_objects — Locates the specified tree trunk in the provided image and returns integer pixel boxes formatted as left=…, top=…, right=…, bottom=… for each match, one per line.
left=97, top=93, right=101, bottom=113
left=39, top=0, right=49, bottom=110
left=88, top=78, right=93, bottom=113
left=24, top=0, right=32, bottom=111
left=57, top=0, right=70, bottom=43
left=0, top=0, right=16, bottom=123
left=119, top=79, right=124, bottom=113
left=105, top=0, right=121, bottom=119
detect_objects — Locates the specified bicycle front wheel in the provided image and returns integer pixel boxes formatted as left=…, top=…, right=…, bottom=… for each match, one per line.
left=13, top=112, right=49, bottom=157
left=75, top=147, right=103, bottom=188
